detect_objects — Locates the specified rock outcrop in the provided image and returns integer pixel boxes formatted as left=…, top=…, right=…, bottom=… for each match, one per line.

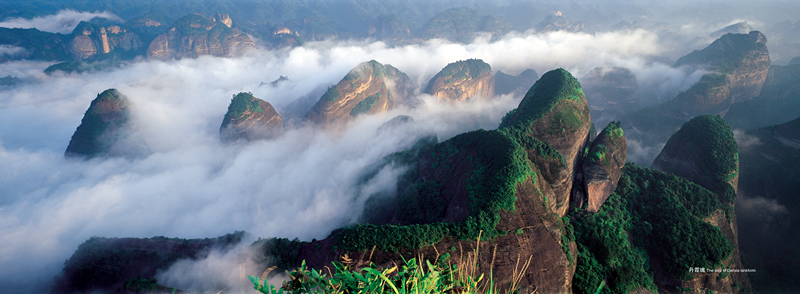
left=147, top=13, right=255, bottom=59
left=304, top=60, right=412, bottom=125
left=672, top=31, right=770, bottom=116
left=502, top=68, right=592, bottom=216
left=67, top=22, right=143, bottom=60
left=220, top=92, right=283, bottom=142
left=65, top=89, right=133, bottom=158
left=494, top=69, right=538, bottom=95
left=424, top=59, right=495, bottom=102
left=581, top=121, right=627, bottom=212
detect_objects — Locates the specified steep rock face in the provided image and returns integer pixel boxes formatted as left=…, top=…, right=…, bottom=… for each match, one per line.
left=297, top=129, right=576, bottom=293
left=417, top=7, right=510, bottom=43
left=725, top=64, right=800, bottom=129
left=580, top=66, right=640, bottom=125
left=494, top=69, right=538, bottom=95
left=672, top=31, right=770, bottom=115
left=220, top=92, right=282, bottom=142
left=67, top=22, right=144, bottom=61
left=502, top=68, right=592, bottom=216
left=424, top=59, right=495, bottom=101
left=288, top=70, right=595, bottom=292
left=582, top=122, right=627, bottom=212
left=304, top=60, right=412, bottom=125
left=65, top=89, right=133, bottom=158
left=534, top=14, right=586, bottom=33
left=147, top=13, right=255, bottom=59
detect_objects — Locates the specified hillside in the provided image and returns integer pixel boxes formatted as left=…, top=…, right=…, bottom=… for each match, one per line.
left=424, top=59, right=495, bottom=102
left=64, top=88, right=133, bottom=158
left=305, top=60, right=412, bottom=125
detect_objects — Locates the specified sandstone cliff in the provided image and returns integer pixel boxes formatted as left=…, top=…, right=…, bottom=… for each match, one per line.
left=501, top=68, right=592, bottom=216
left=672, top=31, right=770, bottom=116
left=65, top=89, right=133, bottom=158
left=304, top=60, right=412, bottom=125
left=424, top=59, right=495, bottom=102
left=67, top=21, right=144, bottom=60
left=219, top=92, right=282, bottom=142
left=147, top=13, right=255, bottom=59
left=581, top=121, right=627, bottom=213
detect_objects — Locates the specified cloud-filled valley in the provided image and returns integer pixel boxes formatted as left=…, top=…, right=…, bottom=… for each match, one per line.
left=2, top=3, right=799, bottom=291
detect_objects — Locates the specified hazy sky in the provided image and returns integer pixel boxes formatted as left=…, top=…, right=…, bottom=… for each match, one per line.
left=0, top=3, right=797, bottom=292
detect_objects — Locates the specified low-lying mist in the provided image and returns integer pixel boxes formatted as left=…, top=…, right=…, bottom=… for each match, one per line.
left=0, top=14, right=744, bottom=292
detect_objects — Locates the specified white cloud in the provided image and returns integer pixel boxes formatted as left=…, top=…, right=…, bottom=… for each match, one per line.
left=0, top=24, right=720, bottom=292
left=0, top=10, right=122, bottom=34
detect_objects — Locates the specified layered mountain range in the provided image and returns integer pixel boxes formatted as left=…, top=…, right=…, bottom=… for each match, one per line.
left=57, top=68, right=751, bottom=293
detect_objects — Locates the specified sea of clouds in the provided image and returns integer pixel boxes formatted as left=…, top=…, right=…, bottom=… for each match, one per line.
left=1, top=6, right=781, bottom=292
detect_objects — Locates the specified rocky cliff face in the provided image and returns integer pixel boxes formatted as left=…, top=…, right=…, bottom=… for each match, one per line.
left=220, top=92, right=282, bottom=142
left=304, top=60, right=412, bottom=125
left=147, top=13, right=255, bottom=59
left=672, top=31, right=770, bottom=115
left=502, top=68, right=592, bottom=216
left=67, top=21, right=144, bottom=61
left=582, top=122, right=627, bottom=212
left=65, top=89, right=133, bottom=158
left=424, top=59, right=495, bottom=102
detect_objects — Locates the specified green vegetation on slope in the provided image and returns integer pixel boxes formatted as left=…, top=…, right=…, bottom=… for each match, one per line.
left=663, top=115, right=738, bottom=185
left=55, top=232, right=244, bottom=293
left=173, top=13, right=216, bottom=36
left=500, top=68, right=584, bottom=130
left=65, top=89, right=131, bottom=158
left=349, top=94, right=379, bottom=117
left=572, top=165, right=733, bottom=293
left=335, top=129, right=532, bottom=252
left=424, top=59, right=491, bottom=93
left=684, top=73, right=729, bottom=96
left=225, top=92, right=263, bottom=120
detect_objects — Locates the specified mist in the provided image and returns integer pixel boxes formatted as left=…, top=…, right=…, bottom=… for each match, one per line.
left=0, top=9, right=122, bottom=34
left=1, top=4, right=793, bottom=291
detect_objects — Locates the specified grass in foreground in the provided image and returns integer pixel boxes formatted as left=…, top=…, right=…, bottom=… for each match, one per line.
left=250, top=233, right=533, bottom=294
